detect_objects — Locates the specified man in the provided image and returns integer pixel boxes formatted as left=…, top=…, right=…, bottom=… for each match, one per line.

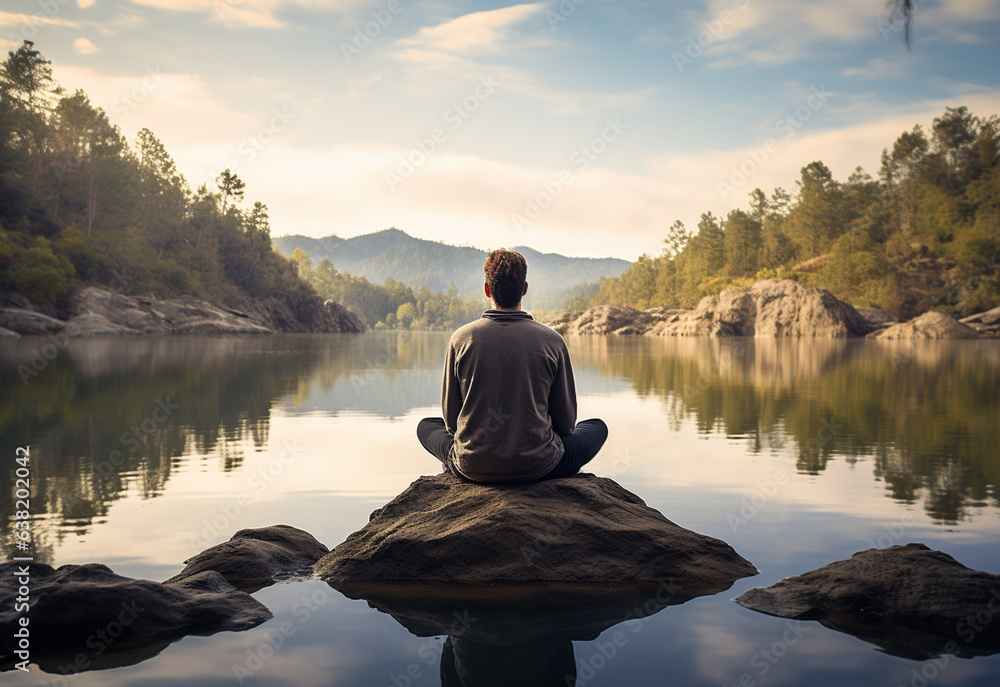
left=417, top=249, right=608, bottom=484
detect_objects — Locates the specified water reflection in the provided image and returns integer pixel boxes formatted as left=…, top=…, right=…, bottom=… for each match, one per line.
left=334, top=580, right=736, bottom=686
left=0, top=333, right=441, bottom=562
left=3, top=333, right=997, bottom=565
left=568, top=336, right=1000, bottom=523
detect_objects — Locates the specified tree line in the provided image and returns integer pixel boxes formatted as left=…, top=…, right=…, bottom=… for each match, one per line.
left=593, top=106, right=1000, bottom=319
left=290, top=248, right=486, bottom=330
left=0, top=41, right=314, bottom=315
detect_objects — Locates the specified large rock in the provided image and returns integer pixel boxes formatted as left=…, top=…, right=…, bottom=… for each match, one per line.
left=167, top=525, right=330, bottom=591
left=316, top=472, right=758, bottom=584
left=0, top=562, right=271, bottom=673
left=961, top=305, right=1000, bottom=338
left=869, top=310, right=982, bottom=340
left=0, top=307, right=66, bottom=335
left=660, top=280, right=870, bottom=337
left=735, top=544, right=1000, bottom=659
left=854, top=306, right=896, bottom=330
left=0, top=286, right=367, bottom=337
left=546, top=280, right=871, bottom=338
left=323, top=299, right=368, bottom=333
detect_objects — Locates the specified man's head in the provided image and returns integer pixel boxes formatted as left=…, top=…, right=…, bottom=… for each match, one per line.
left=484, top=249, right=528, bottom=310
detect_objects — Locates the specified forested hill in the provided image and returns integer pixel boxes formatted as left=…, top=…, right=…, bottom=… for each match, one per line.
left=593, top=106, right=1000, bottom=320
left=273, top=229, right=631, bottom=298
left=0, top=42, right=317, bottom=320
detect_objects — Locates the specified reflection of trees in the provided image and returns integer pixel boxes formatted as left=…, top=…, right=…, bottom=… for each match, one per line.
left=0, top=335, right=329, bottom=562
left=0, top=332, right=450, bottom=563
left=567, top=336, right=1000, bottom=523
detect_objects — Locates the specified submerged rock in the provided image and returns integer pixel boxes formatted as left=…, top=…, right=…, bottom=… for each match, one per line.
left=735, top=544, right=1000, bottom=659
left=167, top=525, right=330, bottom=591
left=316, top=472, right=758, bottom=584
left=0, top=562, right=271, bottom=673
left=868, top=311, right=982, bottom=340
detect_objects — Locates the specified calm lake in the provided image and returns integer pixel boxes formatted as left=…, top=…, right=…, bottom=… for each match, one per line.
left=2, top=332, right=999, bottom=686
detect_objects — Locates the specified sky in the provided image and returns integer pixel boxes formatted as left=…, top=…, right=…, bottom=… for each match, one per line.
left=2, top=0, right=999, bottom=260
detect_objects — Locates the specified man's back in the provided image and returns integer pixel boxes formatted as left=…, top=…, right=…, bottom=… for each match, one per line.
left=443, top=311, right=577, bottom=483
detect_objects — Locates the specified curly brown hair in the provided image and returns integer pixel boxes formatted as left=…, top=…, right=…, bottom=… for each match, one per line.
left=484, top=249, right=527, bottom=309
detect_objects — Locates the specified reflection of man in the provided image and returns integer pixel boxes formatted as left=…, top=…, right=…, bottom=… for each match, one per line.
left=417, top=249, right=608, bottom=483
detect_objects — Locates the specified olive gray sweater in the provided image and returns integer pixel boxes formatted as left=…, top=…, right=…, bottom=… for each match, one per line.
left=443, top=310, right=577, bottom=483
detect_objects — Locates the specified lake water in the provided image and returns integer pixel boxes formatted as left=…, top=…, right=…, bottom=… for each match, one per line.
left=2, top=332, right=999, bottom=686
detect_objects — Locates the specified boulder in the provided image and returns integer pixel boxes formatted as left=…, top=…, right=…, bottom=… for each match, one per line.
left=0, top=307, right=66, bottom=335
left=545, top=280, right=871, bottom=338
left=868, top=311, right=982, bottom=340
left=735, top=544, right=1000, bottom=659
left=323, top=299, right=368, bottom=333
left=961, top=305, right=1000, bottom=338
left=316, top=472, right=758, bottom=584
left=167, top=525, right=330, bottom=591
left=0, top=562, right=271, bottom=673
left=658, top=280, right=870, bottom=337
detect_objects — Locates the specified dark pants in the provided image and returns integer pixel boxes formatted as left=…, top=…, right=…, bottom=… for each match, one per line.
left=416, top=417, right=609, bottom=482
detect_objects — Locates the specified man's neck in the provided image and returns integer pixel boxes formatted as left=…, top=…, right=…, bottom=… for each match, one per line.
left=489, top=304, right=522, bottom=313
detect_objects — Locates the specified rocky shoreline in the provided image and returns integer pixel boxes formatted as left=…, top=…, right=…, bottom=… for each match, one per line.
left=0, top=286, right=367, bottom=338
left=544, top=279, right=999, bottom=339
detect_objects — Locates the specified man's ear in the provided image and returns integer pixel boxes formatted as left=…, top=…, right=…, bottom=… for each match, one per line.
left=484, top=282, right=492, bottom=299
left=522, top=282, right=528, bottom=296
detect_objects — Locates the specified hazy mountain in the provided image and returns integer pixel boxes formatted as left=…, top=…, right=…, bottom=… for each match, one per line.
left=273, top=229, right=631, bottom=303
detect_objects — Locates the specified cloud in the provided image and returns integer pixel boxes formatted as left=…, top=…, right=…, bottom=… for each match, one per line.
left=400, top=3, right=548, bottom=54
left=127, top=0, right=366, bottom=29
left=77, top=0, right=97, bottom=8
left=74, top=37, right=99, bottom=54
left=176, top=90, right=1000, bottom=262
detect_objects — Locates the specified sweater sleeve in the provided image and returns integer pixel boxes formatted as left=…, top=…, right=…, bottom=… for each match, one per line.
left=547, top=342, right=577, bottom=436
left=442, top=339, right=462, bottom=434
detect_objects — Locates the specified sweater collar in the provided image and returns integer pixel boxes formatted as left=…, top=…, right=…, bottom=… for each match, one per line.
left=481, top=309, right=533, bottom=321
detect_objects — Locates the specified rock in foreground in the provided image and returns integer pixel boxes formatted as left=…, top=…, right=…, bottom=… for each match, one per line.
left=0, top=562, right=271, bottom=673
left=736, top=544, right=1000, bottom=659
left=167, top=525, right=330, bottom=591
left=316, top=472, right=758, bottom=583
